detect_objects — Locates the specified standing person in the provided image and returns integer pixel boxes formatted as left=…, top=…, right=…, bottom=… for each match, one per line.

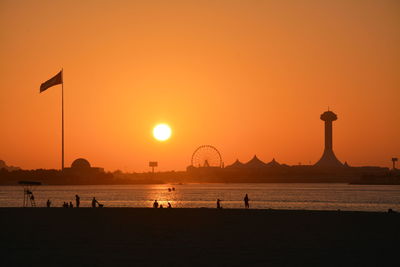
left=92, top=197, right=98, bottom=208
left=46, top=199, right=51, bottom=208
left=167, top=202, right=172, bottom=208
left=244, top=194, right=250, bottom=209
left=69, top=201, right=74, bottom=208
left=75, top=195, right=80, bottom=208
left=217, top=199, right=222, bottom=209
left=153, top=200, right=159, bottom=208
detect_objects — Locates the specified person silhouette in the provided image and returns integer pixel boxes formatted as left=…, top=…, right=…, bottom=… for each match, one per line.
left=75, top=195, right=80, bottom=208
left=46, top=199, right=51, bottom=208
left=217, top=199, right=222, bottom=209
left=153, top=200, right=159, bottom=208
left=69, top=201, right=74, bottom=208
left=159, top=204, right=163, bottom=208
left=92, top=197, right=98, bottom=208
left=244, top=194, right=250, bottom=209
left=167, top=202, right=172, bottom=208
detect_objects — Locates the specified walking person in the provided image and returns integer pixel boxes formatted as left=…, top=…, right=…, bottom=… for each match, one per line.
left=244, top=194, right=250, bottom=209
left=75, top=195, right=80, bottom=208
left=92, top=197, right=98, bottom=208
left=217, top=199, right=222, bottom=209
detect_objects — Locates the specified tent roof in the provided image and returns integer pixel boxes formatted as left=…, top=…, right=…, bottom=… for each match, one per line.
left=244, top=155, right=268, bottom=168
left=266, top=158, right=281, bottom=168
left=226, top=159, right=244, bottom=168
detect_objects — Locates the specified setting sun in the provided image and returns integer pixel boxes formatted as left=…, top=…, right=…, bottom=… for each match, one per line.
left=153, top=124, right=172, bottom=141
left=1, top=1, right=400, bottom=266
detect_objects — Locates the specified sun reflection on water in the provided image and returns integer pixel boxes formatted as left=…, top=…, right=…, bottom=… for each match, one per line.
left=144, top=184, right=180, bottom=208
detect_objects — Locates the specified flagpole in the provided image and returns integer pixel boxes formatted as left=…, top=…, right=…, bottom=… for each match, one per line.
left=61, top=68, right=64, bottom=171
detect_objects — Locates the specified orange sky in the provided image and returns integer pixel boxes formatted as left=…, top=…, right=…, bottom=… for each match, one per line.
left=0, top=0, right=399, bottom=171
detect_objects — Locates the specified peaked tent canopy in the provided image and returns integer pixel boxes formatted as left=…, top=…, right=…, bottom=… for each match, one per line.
left=244, top=155, right=269, bottom=168
left=265, top=158, right=282, bottom=168
left=226, top=159, right=244, bottom=169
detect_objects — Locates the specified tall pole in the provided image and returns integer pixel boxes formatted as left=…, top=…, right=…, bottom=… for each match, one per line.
left=61, top=69, right=64, bottom=171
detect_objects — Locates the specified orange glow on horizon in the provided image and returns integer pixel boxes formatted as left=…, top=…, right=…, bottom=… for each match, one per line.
left=0, top=0, right=399, bottom=171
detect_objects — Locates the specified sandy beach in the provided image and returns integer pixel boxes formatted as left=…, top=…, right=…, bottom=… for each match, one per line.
left=1, top=208, right=399, bottom=266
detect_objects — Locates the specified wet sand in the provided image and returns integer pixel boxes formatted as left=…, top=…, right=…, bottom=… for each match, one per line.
left=1, top=208, right=399, bottom=266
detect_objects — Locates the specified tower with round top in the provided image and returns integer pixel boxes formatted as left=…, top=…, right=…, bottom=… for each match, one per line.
left=314, top=110, right=343, bottom=168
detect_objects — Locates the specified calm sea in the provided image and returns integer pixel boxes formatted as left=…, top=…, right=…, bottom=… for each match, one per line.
left=0, top=183, right=399, bottom=211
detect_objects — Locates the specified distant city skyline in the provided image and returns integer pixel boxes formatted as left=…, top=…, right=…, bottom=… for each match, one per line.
left=0, top=0, right=399, bottom=171
left=0, top=107, right=395, bottom=172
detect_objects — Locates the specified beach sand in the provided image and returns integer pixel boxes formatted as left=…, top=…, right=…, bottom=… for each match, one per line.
left=1, top=208, right=399, bottom=266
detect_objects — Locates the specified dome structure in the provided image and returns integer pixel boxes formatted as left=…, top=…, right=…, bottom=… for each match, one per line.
left=71, top=158, right=91, bottom=169
left=320, top=111, right=337, bottom=122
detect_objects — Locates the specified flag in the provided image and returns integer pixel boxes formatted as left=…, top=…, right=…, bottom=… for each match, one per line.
left=40, top=70, right=63, bottom=93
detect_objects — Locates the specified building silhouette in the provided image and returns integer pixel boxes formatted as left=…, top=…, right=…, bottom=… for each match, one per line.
left=225, top=156, right=282, bottom=169
left=64, top=158, right=104, bottom=173
left=226, top=159, right=244, bottom=169
left=314, top=110, right=344, bottom=169
left=185, top=109, right=389, bottom=183
left=1, top=110, right=392, bottom=185
left=62, top=158, right=110, bottom=183
left=0, top=160, right=20, bottom=171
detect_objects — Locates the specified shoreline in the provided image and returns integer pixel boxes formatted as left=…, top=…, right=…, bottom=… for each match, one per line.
left=2, top=181, right=400, bottom=186
left=0, top=206, right=397, bottom=213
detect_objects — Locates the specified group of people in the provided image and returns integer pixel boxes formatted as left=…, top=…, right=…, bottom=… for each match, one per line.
left=217, top=194, right=250, bottom=209
left=43, top=193, right=251, bottom=209
left=153, top=200, right=172, bottom=209
left=45, top=195, right=103, bottom=208
left=151, top=194, right=251, bottom=209
left=62, top=201, right=74, bottom=208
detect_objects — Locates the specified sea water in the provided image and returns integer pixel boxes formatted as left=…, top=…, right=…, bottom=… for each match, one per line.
left=0, top=183, right=399, bottom=211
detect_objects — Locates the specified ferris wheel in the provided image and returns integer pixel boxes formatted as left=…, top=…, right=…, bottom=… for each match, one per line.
left=191, top=145, right=223, bottom=168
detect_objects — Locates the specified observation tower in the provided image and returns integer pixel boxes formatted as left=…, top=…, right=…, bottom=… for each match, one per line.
left=314, top=110, right=343, bottom=168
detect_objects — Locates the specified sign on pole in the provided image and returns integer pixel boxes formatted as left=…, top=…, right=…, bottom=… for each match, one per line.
left=149, top=161, right=158, bottom=173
